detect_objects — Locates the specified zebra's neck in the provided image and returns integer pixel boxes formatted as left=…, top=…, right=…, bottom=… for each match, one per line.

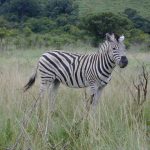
left=98, top=41, right=116, bottom=74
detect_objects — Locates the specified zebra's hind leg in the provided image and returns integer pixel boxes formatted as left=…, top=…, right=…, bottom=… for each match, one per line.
left=37, top=78, right=55, bottom=134
left=44, top=79, right=60, bottom=140
left=49, top=79, right=60, bottom=114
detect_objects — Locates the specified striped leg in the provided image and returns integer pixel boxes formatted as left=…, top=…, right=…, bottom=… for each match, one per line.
left=89, top=84, right=104, bottom=111
left=39, top=73, right=56, bottom=98
left=49, top=80, right=60, bottom=113
left=44, top=80, right=60, bottom=140
left=38, top=75, right=55, bottom=120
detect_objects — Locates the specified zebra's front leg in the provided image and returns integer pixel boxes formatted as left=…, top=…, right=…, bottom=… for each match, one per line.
left=89, top=86, right=104, bottom=112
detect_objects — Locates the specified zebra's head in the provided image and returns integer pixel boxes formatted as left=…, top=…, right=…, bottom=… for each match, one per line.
left=106, top=33, right=128, bottom=68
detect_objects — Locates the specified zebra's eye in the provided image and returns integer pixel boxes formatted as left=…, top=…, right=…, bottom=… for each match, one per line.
left=113, top=48, right=116, bottom=50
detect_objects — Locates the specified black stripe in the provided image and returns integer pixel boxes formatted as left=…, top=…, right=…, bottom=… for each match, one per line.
left=74, top=57, right=81, bottom=87
left=108, top=54, right=114, bottom=64
left=53, top=51, right=72, bottom=64
left=62, top=52, right=77, bottom=60
left=42, top=55, right=68, bottom=85
left=39, top=68, right=53, bottom=76
left=84, top=55, right=90, bottom=74
left=101, top=54, right=110, bottom=76
left=106, top=54, right=113, bottom=68
left=103, top=55, right=109, bottom=70
left=41, top=76, right=52, bottom=79
left=86, top=55, right=93, bottom=74
left=94, top=56, right=108, bottom=85
left=48, top=52, right=74, bottom=85
left=39, top=63, right=63, bottom=82
left=80, top=55, right=88, bottom=85
left=39, top=63, right=56, bottom=76
left=98, top=56, right=109, bottom=78
left=61, top=52, right=77, bottom=72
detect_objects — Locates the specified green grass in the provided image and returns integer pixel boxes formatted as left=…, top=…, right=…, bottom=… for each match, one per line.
left=77, top=0, right=150, bottom=19
left=0, top=47, right=150, bottom=150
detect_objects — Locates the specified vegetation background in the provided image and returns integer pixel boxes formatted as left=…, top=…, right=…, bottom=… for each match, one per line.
left=0, top=0, right=150, bottom=149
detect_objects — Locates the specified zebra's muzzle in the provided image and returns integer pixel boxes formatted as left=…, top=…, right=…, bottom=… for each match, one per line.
left=119, top=56, right=128, bottom=68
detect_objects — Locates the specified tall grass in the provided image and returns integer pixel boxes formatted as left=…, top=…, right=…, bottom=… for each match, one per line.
left=0, top=48, right=150, bottom=150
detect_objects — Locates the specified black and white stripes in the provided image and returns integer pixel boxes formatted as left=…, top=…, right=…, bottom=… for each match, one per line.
left=24, top=33, right=128, bottom=107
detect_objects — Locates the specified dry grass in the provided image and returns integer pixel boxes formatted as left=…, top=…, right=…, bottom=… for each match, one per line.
left=0, top=49, right=150, bottom=150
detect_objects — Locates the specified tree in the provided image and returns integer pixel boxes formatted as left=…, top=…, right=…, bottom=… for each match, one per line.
left=0, top=0, right=10, bottom=6
left=0, top=28, right=16, bottom=50
left=1, top=0, right=41, bottom=21
left=25, top=17, right=56, bottom=33
left=46, top=0, right=78, bottom=18
left=124, top=8, right=150, bottom=34
left=82, top=12, right=133, bottom=46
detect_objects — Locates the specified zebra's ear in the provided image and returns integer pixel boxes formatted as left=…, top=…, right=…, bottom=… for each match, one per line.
left=106, top=33, right=115, bottom=42
left=119, top=35, right=125, bottom=42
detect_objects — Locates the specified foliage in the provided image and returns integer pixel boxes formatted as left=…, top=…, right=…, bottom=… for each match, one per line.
left=46, top=0, right=78, bottom=19
left=82, top=12, right=133, bottom=46
left=0, top=28, right=16, bottom=40
left=0, top=0, right=41, bottom=21
left=25, top=17, right=57, bottom=33
left=0, top=0, right=149, bottom=48
left=23, top=26, right=32, bottom=36
left=128, top=29, right=150, bottom=44
left=124, top=8, right=150, bottom=34
left=0, top=16, right=9, bottom=28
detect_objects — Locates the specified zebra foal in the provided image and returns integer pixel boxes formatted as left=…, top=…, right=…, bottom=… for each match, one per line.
left=24, top=33, right=128, bottom=110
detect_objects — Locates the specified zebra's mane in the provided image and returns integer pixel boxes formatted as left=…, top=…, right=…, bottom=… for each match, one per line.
left=98, top=40, right=110, bottom=53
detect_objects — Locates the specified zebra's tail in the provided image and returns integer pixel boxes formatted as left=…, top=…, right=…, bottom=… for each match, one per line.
left=24, top=63, right=38, bottom=92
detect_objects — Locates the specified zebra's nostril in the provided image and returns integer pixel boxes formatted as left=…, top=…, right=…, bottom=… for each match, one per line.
left=121, top=56, right=128, bottom=63
left=119, top=56, right=128, bottom=68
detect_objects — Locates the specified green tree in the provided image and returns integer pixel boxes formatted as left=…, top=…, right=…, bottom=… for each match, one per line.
left=25, top=17, right=57, bottom=33
left=0, top=0, right=41, bottom=22
left=82, top=12, right=133, bottom=46
left=0, top=28, right=16, bottom=50
left=0, top=0, right=10, bottom=6
left=46, top=0, right=78, bottom=18
left=46, top=0, right=78, bottom=26
left=124, top=8, right=150, bottom=34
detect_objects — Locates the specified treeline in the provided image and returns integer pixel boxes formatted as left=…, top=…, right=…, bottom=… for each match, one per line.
left=0, top=0, right=149, bottom=50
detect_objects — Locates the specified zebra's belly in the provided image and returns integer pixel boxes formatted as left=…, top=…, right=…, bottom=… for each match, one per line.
left=57, top=77, right=89, bottom=88
left=62, top=82, right=89, bottom=88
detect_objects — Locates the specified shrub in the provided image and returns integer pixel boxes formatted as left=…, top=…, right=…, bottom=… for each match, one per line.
left=0, top=16, right=9, bottom=28
left=8, top=0, right=41, bottom=20
left=23, top=26, right=32, bottom=36
left=81, top=12, right=133, bottom=46
left=124, top=8, right=150, bottom=34
left=129, top=28, right=150, bottom=43
left=25, top=17, right=57, bottom=33
left=46, top=0, right=78, bottom=19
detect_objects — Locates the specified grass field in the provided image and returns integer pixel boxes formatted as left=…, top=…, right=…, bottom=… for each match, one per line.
left=78, top=0, right=150, bottom=19
left=0, top=47, right=150, bottom=150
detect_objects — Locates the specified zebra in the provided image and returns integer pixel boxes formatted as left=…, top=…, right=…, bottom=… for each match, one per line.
left=24, top=33, right=128, bottom=110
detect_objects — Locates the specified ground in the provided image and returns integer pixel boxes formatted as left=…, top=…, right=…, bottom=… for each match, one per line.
left=0, top=47, right=150, bottom=150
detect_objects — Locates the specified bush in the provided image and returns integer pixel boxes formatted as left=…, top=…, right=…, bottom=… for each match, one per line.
left=25, top=17, right=57, bottom=33
left=0, top=16, right=9, bottom=28
left=0, top=0, right=41, bottom=21
left=124, top=8, right=150, bottom=34
left=23, top=26, right=32, bottom=36
left=128, top=28, right=149, bottom=43
left=46, top=0, right=78, bottom=18
left=0, top=28, right=17, bottom=40
left=82, top=12, right=133, bottom=46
